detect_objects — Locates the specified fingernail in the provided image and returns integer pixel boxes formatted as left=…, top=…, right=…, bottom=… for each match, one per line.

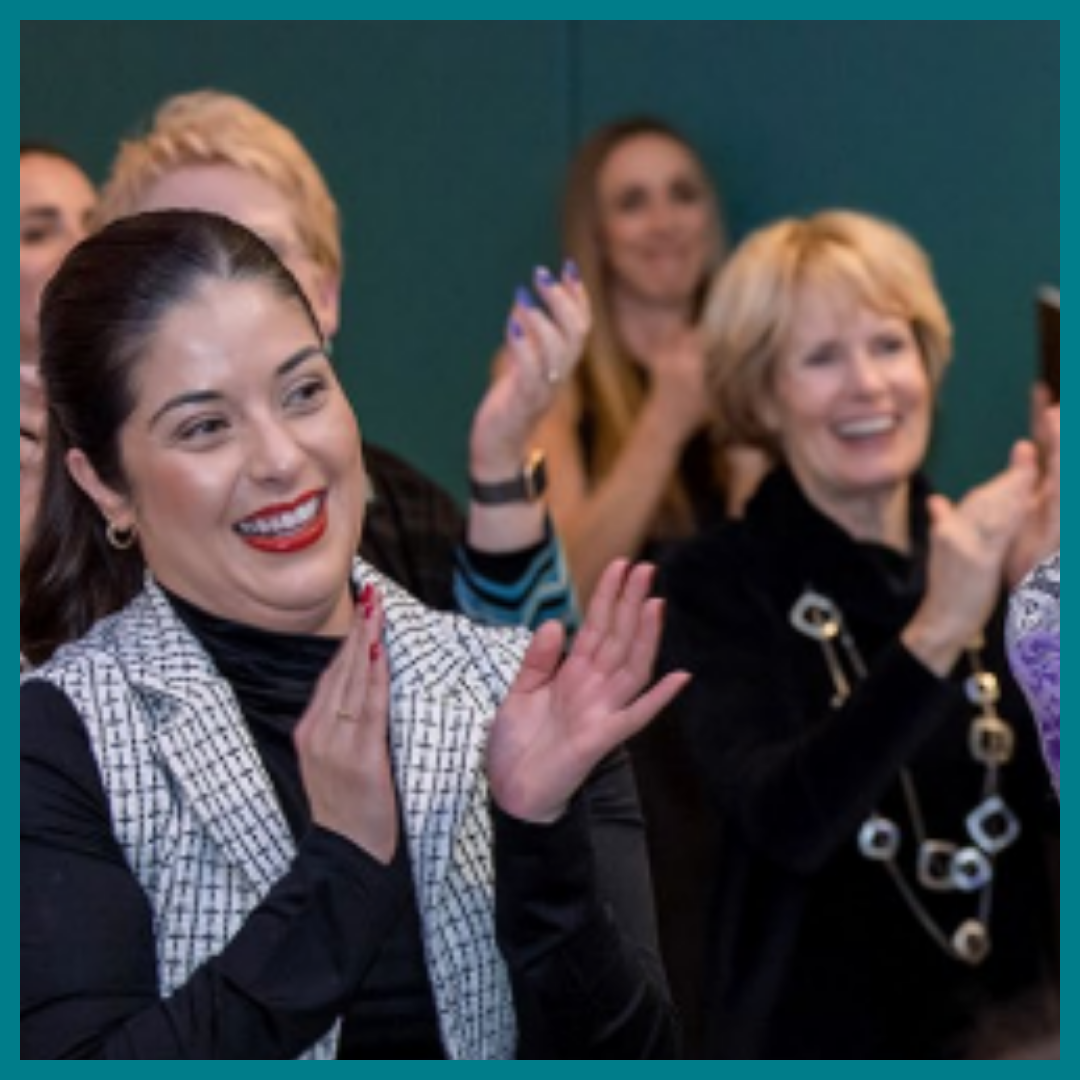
left=563, top=258, right=581, bottom=282
left=358, top=584, right=373, bottom=606
left=535, top=266, right=556, bottom=288
left=508, top=318, right=526, bottom=341
left=515, top=286, right=537, bottom=310
left=370, top=642, right=382, bottom=662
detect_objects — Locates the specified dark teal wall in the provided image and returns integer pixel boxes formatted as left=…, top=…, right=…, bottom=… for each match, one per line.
left=21, top=21, right=1058, bottom=499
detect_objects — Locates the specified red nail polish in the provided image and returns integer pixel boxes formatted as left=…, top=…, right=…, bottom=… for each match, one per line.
left=370, top=642, right=382, bottom=662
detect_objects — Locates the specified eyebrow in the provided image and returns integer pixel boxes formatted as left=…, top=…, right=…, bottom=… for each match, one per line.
left=148, top=344, right=327, bottom=428
left=21, top=207, right=63, bottom=225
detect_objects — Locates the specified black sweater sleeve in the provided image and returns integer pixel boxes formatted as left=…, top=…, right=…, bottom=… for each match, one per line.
left=20, top=681, right=413, bottom=1060
left=661, top=544, right=965, bottom=876
left=493, top=750, right=678, bottom=1059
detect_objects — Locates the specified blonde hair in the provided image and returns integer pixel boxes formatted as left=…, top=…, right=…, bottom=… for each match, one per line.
left=702, top=209, right=953, bottom=453
left=96, top=90, right=342, bottom=278
left=562, top=117, right=727, bottom=536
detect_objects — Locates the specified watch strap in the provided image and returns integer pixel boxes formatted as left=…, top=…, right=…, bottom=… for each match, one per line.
left=469, top=451, right=547, bottom=505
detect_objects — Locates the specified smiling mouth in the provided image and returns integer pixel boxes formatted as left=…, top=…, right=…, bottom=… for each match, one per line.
left=235, top=492, right=328, bottom=554
left=834, top=416, right=900, bottom=440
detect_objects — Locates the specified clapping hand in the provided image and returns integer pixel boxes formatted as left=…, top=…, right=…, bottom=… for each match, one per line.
left=906, top=441, right=1040, bottom=676
left=470, top=262, right=591, bottom=479
left=294, top=586, right=398, bottom=864
left=1005, top=384, right=1060, bottom=589
left=487, top=559, right=691, bottom=824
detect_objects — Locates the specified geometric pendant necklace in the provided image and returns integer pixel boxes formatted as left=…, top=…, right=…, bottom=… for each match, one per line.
left=790, top=589, right=1021, bottom=966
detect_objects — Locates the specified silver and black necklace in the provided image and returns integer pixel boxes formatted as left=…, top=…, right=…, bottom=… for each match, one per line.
left=791, top=589, right=1020, bottom=966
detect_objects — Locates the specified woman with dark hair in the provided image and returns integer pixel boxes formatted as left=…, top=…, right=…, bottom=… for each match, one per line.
left=20, top=141, right=96, bottom=570
left=21, top=92, right=589, bottom=674
left=20, top=210, right=687, bottom=1059
left=94, top=89, right=588, bottom=631
left=20, top=141, right=96, bottom=373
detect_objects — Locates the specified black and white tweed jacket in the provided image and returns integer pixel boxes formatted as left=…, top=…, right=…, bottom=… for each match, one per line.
left=28, top=562, right=531, bottom=1060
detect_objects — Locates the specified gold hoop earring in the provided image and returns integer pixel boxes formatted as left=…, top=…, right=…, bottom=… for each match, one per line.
left=106, top=521, right=138, bottom=551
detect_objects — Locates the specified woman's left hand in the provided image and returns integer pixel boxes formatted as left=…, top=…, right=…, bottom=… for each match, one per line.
left=487, top=559, right=691, bottom=824
left=1006, top=384, right=1060, bottom=589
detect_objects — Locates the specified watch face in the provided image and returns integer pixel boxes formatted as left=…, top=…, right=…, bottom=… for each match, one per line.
left=523, top=450, right=547, bottom=502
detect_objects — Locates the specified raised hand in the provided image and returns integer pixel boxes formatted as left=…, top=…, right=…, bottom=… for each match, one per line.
left=470, top=261, right=591, bottom=480
left=1006, top=384, right=1059, bottom=589
left=20, top=365, right=47, bottom=561
left=487, top=559, right=691, bottom=824
left=903, top=441, right=1040, bottom=676
left=294, top=585, right=397, bottom=863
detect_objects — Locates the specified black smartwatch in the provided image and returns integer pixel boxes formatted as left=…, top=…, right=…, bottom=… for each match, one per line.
left=469, top=449, right=548, bottom=505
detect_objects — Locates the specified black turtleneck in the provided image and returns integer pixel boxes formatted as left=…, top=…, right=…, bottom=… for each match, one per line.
left=659, top=466, right=1057, bottom=1058
left=164, top=589, right=445, bottom=1059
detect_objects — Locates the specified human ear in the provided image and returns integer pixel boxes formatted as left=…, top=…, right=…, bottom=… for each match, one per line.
left=310, top=268, right=342, bottom=341
left=66, top=448, right=135, bottom=532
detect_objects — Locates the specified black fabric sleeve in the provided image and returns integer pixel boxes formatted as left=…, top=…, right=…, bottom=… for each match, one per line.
left=360, top=441, right=464, bottom=612
left=459, top=521, right=553, bottom=584
left=660, top=549, right=964, bottom=876
left=20, top=680, right=412, bottom=1060
left=492, top=750, right=679, bottom=1059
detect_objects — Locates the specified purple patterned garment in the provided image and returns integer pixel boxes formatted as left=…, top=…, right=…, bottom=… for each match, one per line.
left=1006, top=551, right=1060, bottom=794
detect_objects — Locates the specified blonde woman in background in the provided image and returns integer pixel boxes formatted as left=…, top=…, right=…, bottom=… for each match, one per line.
left=661, top=209, right=1059, bottom=1057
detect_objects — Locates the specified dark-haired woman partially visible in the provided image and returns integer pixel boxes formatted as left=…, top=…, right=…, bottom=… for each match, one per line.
left=20, top=142, right=96, bottom=646
left=20, top=210, right=686, bottom=1059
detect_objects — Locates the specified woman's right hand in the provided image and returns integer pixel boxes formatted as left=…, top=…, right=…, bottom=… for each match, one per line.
left=903, top=441, right=1040, bottom=676
left=294, top=585, right=398, bottom=863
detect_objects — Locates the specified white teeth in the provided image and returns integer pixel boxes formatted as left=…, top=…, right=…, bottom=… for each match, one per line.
left=836, top=416, right=897, bottom=438
left=237, top=495, right=322, bottom=538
